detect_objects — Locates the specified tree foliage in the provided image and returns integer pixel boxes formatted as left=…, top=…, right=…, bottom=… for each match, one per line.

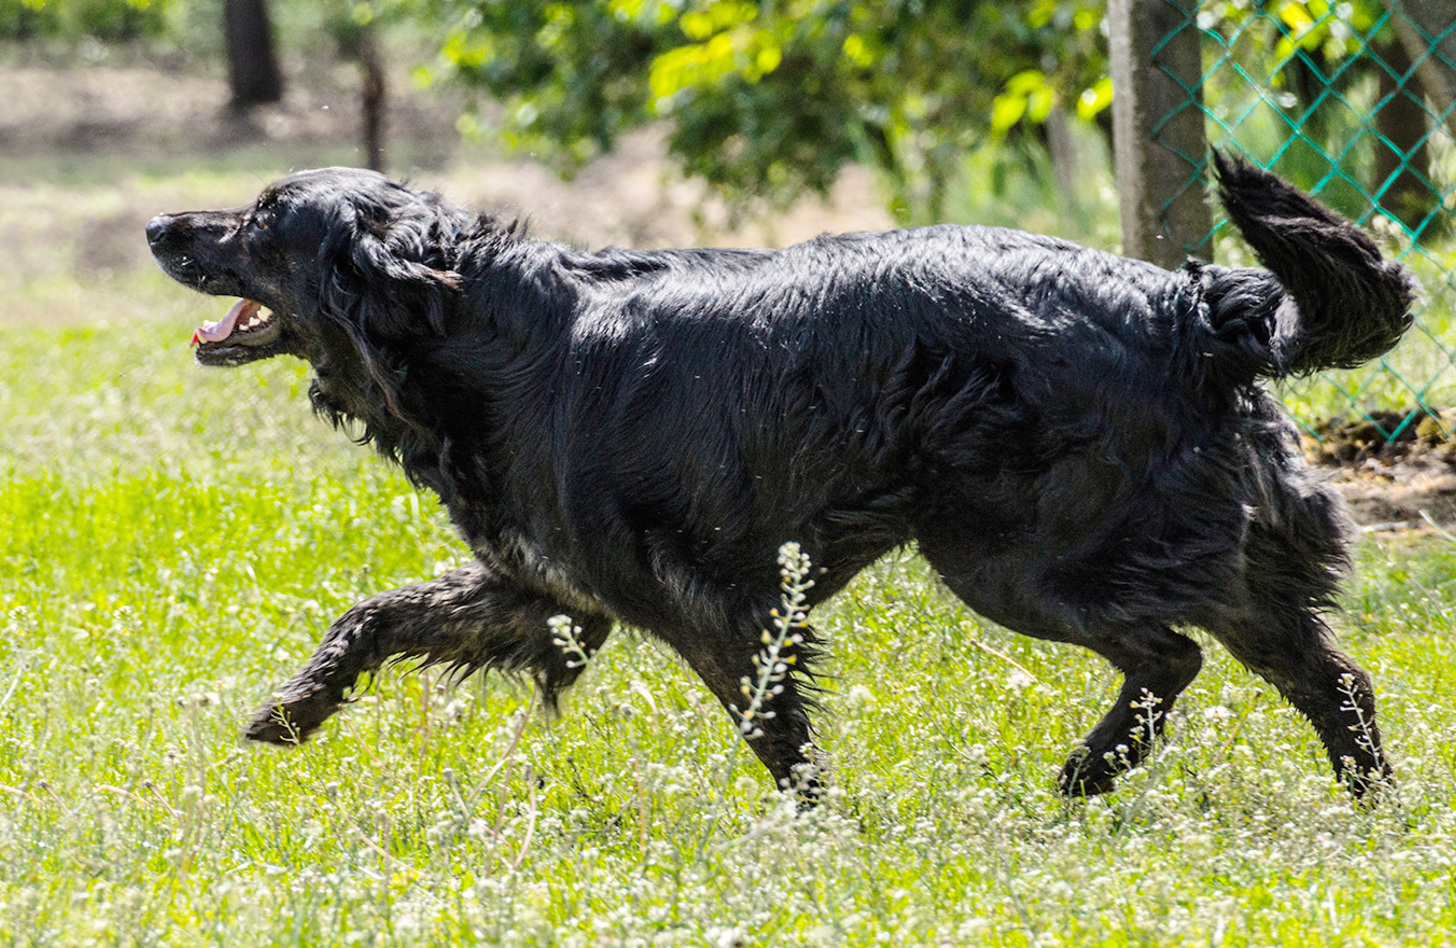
left=16, top=0, right=1435, bottom=232
left=0, top=0, right=170, bottom=40
left=402, top=0, right=1110, bottom=222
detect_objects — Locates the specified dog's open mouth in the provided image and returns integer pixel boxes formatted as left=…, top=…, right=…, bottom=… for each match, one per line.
left=191, top=299, right=285, bottom=365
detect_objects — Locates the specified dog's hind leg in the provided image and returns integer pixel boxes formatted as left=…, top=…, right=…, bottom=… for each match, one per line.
left=1199, top=502, right=1391, bottom=798
left=1050, top=625, right=1205, bottom=796
left=919, top=548, right=1204, bottom=796
left=1204, top=607, right=1390, bottom=797
left=245, top=562, right=612, bottom=744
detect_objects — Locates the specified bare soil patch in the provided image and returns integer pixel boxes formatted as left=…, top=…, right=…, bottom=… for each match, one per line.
left=0, top=55, right=455, bottom=158
left=1308, top=410, right=1456, bottom=530
left=0, top=56, right=890, bottom=323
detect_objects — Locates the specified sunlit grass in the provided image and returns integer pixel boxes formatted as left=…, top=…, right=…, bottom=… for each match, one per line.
left=5, top=310, right=1456, bottom=945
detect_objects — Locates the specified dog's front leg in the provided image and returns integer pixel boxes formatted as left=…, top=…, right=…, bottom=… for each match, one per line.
left=661, top=624, right=825, bottom=804
left=245, top=562, right=611, bottom=744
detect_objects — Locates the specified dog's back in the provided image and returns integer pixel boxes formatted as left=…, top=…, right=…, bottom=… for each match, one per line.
left=487, top=163, right=1413, bottom=615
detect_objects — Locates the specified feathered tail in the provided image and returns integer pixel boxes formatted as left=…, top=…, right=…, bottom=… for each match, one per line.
left=1194, top=152, right=1417, bottom=380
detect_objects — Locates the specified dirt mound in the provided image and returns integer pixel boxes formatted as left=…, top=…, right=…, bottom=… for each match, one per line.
left=1308, top=409, right=1456, bottom=529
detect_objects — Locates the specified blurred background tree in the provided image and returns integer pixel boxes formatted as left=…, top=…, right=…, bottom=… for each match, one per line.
left=0, top=0, right=170, bottom=41
left=223, top=0, right=282, bottom=107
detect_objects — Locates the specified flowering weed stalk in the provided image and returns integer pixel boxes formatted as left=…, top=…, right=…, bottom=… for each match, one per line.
left=732, top=542, right=812, bottom=741
left=548, top=614, right=593, bottom=671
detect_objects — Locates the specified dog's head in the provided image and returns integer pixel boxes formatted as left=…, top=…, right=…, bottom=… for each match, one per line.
left=147, top=168, right=467, bottom=369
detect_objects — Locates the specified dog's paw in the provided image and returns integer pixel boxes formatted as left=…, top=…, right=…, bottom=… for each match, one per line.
left=1056, top=749, right=1121, bottom=797
left=243, top=689, right=338, bottom=746
left=1340, top=757, right=1398, bottom=806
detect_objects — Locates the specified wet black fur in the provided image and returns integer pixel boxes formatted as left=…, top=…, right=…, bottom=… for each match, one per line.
left=146, top=153, right=1416, bottom=799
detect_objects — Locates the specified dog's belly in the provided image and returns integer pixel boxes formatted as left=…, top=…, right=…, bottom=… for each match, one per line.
left=910, top=423, right=1258, bottom=629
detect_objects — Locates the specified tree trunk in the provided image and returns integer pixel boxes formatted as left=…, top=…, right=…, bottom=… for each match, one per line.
left=1383, top=0, right=1456, bottom=139
left=1044, top=107, right=1078, bottom=206
left=225, top=0, right=283, bottom=109
left=1108, top=0, right=1212, bottom=267
left=360, top=27, right=386, bottom=173
left=1373, top=39, right=1434, bottom=235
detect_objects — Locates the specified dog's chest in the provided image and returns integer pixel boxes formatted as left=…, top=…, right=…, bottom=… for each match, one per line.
left=468, top=520, right=606, bottom=615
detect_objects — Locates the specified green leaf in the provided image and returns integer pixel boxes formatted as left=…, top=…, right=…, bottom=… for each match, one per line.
left=991, top=93, right=1028, bottom=133
left=1075, top=76, right=1113, bottom=122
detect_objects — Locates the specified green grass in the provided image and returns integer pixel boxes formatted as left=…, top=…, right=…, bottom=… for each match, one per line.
left=6, top=299, right=1456, bottom=946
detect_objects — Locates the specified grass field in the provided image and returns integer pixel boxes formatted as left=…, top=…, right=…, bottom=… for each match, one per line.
left=3, top=93, right=1456, bottom=942
left=5, top=272, right=1456, bottom=947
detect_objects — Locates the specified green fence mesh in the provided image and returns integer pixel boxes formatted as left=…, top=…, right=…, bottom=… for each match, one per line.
left=1155, top=0, right=1455, bottom=443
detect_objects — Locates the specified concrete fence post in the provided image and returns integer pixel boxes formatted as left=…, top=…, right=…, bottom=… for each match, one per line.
left=1108, top=0, right=1212, bottom=268
left=1384, top=0, right=1456, bottom=139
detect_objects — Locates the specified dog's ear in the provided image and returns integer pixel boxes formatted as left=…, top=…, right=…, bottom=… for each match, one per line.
left=323, top=206, right=462, bottom=343
left=349, top=231, right=461, bottom=338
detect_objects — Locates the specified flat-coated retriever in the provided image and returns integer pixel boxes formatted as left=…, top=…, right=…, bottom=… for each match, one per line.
left=147, top=153, right=1415, bottom=800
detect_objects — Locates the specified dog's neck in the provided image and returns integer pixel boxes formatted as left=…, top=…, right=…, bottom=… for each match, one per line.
left=299, top=215, right=562, bottom=505
left=307, top=355, right=454, bottom=488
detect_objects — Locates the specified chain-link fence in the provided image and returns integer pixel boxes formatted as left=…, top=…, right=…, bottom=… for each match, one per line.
left=1120, top=0, right=1455, bottom=443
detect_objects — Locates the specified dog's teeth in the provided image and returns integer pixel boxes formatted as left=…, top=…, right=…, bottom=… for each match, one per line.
left=235, top=307, right=273, bottom=333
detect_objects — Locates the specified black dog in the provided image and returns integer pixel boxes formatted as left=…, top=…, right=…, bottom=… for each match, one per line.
left=147, top=154, right=1415, bottom=799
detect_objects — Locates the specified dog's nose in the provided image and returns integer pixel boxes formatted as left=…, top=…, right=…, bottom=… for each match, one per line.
left=145, top=214, right=173, bottom=247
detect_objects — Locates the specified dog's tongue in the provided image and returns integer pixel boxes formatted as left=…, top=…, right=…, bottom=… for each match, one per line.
left=192, top=299, right=259, bottom=346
